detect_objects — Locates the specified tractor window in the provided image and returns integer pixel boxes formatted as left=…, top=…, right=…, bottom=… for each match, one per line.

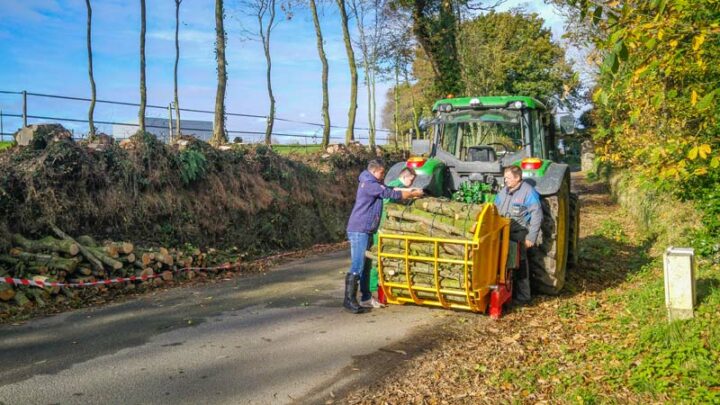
left=438, top=110, right=523, bottom=161
left=530, top=111, right=545, bottom=158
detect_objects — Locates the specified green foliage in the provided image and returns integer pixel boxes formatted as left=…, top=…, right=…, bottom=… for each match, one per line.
left=560, top=0, right=720, bottom=259
left=0, top=142, right=13, bottom=150
left=459, top=11, right=581, bottom=108
left=451, top=181, right=493, bottom=204
left=178, top=149, right=208, bottom=185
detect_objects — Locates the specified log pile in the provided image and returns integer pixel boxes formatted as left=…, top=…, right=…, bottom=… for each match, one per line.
left=373, top=198, right=484, bottom=304
left=0, top=229, right=219, bottom=317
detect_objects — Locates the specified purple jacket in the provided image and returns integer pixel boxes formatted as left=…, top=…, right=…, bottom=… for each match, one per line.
left=347, top=170, right=402, bottom=233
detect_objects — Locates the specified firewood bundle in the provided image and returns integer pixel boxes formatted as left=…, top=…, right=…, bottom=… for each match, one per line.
left=371, top=198, right=484, bottom=304
left=0, top=227, right=213, bottom=314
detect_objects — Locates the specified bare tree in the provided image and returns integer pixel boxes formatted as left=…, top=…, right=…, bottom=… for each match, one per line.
left=336, top=0, right=357, bottom=143
left=234, top=0, right=288, bottom=145
left=211, top=0, right=229, bottom=146
left=139, top=0, right=147, bottom=133
left=350, top=0, right=387, bottom=148
left=173, top=0, right=183, bottom=140
left=308, top=0, right=331, bottom=148
left=85, top=0, right=97, bottom=140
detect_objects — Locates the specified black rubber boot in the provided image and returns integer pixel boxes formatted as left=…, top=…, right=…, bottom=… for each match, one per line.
left=343, top=273, right=367, bottom=314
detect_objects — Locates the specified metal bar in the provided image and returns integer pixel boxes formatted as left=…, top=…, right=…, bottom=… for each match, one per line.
left=379, top=252, right=473, bottom=266
left=1, top=109, right=4, bottom=141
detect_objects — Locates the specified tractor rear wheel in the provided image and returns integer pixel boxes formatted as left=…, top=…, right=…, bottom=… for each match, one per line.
left=529, top=176, right=570, bottom=295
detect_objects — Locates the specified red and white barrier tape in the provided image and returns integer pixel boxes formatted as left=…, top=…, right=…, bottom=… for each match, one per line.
left=0, top=263, right=237, bottom=289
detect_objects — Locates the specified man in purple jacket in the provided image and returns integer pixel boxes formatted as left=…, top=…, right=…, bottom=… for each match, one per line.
left=344, top=159, right=424, bottom=314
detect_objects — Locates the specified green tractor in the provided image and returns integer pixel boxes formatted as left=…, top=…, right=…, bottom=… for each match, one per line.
left=385, top=96, right=579, bottom=295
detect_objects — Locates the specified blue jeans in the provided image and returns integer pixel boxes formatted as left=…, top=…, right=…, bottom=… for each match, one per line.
left=347, top=232, right=373, bottom=301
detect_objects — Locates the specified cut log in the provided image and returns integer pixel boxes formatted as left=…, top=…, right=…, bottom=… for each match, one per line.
left=418, top=198, right=482, bottom=221
left=108, top=242, right=134, bottom=255
left=12, top=234, right=80, bottom=256
left=85, top=247, right=123, bottom=271
left=76, top=267, right=93, bottom=276
left=0, top=283, right=15, bottom=301
left=50, top=225, right=105, bottom=274
left=119, top=253, right=136, bottom=264
left=5, top=252, right=80, bottom=272
left=385, top=207, right=474, bottom=239
left=141, top=252, right=155, bottom=266
left=77, top=235, right=97, bottom=247
left=13, top=290, right=31, bottom=308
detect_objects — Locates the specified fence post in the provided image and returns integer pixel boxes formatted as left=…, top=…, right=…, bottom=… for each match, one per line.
left=22, top=90, right=27, bottom=127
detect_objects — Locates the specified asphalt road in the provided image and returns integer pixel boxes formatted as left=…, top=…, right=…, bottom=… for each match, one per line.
left=0, top=250, right=454, bottom=405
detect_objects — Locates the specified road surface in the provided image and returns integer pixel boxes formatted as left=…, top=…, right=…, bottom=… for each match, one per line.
left=0, top=250, right=466, bottom=404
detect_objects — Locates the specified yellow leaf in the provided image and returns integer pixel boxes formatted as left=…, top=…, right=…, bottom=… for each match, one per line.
left=670, top=40, right=678, bottom=48
left=693, top=34, right=705, bottom=51
left=687, top=147, right=699, bottom=160
left=711, top=157, right=720, bottom=168
left=694, top=167, right=708, bottom=176
left=699, top=144, right=711, bottom=157
left=691, top=90, right=698, bottom=106
left=657, top=29, right=664, bottom=40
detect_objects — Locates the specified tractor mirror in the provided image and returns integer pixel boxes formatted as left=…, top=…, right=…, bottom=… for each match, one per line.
left=418, top=118, right=428, bottom=131
left=559, top=115, right=575, bottom=135
left=411, top=139, right=430, bottom=155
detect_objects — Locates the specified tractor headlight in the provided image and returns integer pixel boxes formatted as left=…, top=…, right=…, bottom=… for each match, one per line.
left=439, top=103, right=453, bottom=113
left=469, top=98, right=482, bottom=108
left=507, top=101, right=525, bottom=109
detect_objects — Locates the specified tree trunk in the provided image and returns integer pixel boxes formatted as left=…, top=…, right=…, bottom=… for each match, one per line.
left=309, top=0, right=331, bottom=149
left=403, top=67, right=421, bottom=140
left=336, top=0, right=357, bottom=144
left=410, top=0, right=461, bottom=97
left=211, top=0, right=228, bottom=146
left=85, top=0, right=97, bottom=140
left=393, top=61, right=400, bottom=151
left=139, top=0, right=147, bottom=133
left=174, top=0, right=183, bottom=140
left=260, top=0, right=276, bottom=145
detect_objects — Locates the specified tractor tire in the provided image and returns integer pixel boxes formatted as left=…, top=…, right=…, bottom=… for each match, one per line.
left=529, top=176, right=570, bottom=295
left=567, top=193, right=580, bottom=269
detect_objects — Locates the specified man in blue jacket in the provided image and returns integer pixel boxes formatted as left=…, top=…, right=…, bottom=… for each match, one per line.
left=344, top=159, right=424, bottom=314
left=494, top=165, right=543, bottom=304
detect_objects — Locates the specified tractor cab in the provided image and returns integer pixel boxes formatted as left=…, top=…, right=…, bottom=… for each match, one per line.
left=397, top=96, right=558, bottom=195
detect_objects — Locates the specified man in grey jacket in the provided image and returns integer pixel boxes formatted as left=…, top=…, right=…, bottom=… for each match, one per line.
left=494, top=165, right=543, bottom=304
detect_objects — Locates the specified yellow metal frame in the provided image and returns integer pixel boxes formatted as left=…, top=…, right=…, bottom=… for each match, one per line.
left=378, top=203, right=510, bottom=313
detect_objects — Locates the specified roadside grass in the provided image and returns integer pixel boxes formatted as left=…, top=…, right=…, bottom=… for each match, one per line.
left=0, top=142, right=12, bottom=150
left=343, top=174, right=720, bottom=404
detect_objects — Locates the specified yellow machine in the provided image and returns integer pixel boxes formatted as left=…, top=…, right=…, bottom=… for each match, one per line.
left=376, top=203, right=517, bottom=318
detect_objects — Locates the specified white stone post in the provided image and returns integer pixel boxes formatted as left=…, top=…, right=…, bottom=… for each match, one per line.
left=664, top=247, right=696, bottom=321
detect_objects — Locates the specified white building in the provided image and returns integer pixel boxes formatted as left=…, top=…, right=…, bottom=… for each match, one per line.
left=112, top=118, right=213, bottom=142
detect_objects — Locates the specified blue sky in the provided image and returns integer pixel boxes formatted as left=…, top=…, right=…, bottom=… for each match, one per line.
left=0, top=0, right=568, bottom=143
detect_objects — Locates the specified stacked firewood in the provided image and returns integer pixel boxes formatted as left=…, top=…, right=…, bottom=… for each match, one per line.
left=0, top=227, right=215, bottom=313
left=369, top=198, right=483, bottom=304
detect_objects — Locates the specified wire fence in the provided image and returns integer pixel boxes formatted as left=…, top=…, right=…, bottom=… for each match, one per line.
left=0, top=90, right=395, bottom=147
